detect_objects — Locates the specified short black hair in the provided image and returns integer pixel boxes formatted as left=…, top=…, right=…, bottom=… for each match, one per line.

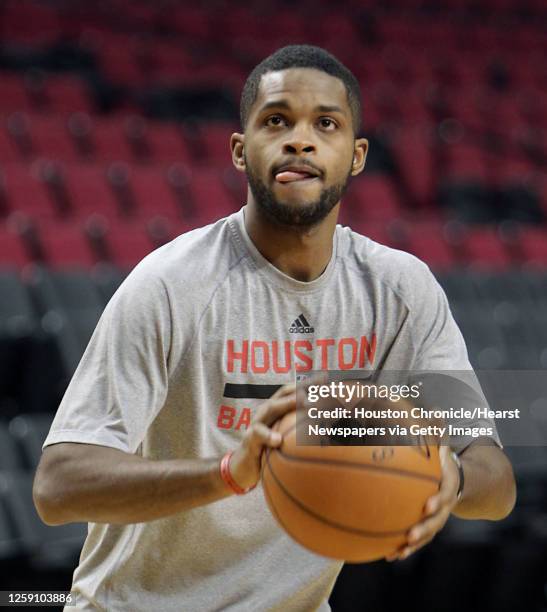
left=240, top=44, right=362, bottom=135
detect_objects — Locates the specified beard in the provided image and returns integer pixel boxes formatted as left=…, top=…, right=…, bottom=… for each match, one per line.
left=246, top=164, right=352, bottom=229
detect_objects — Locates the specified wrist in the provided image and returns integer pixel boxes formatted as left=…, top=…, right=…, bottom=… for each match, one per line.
left=451, top=450, right=465, bottom=502
left=219, top=451, right=257, bottom=496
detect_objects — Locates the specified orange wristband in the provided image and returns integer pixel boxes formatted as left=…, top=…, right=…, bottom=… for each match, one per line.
left=220, top=451, right=256, bottom=495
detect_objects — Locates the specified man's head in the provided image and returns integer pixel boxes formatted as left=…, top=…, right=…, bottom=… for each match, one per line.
left=240, top=45, right=363, bottom=135
left=231, top=45, right=368, bottom=229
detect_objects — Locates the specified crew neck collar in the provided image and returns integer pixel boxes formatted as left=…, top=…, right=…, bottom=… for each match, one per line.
left=228, top=206, right=339, bottom=294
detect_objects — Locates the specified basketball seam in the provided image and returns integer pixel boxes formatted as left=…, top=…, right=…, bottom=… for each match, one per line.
left=265, top=450, right=423, bottom=538
left=276, top=449, right=441, bottom=485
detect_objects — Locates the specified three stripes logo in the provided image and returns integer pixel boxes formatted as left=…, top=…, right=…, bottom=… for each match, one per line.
left=289, top=314, right=314, bottom=334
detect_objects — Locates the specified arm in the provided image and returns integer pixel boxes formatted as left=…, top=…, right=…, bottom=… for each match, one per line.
left=33, top=385, right=296, bottom=526
left=386, top=439, right=516, bottom=561
left=452, top=439, right=516, bottom=520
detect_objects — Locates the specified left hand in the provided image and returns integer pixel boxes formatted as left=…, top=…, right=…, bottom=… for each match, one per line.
left=385, top=445, right=461, bottom=561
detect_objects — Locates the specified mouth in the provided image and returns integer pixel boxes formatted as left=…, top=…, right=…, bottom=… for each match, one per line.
left=274, top=165, right=322, bottom=184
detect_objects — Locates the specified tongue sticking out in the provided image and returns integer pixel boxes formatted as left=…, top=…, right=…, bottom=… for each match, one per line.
left=275, top=171, right=315, bottom=183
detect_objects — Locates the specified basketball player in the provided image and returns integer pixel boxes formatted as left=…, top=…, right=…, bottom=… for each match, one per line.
left=33, top=45, right=516, bottom=611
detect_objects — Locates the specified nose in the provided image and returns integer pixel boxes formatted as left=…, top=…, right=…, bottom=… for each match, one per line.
left=282, top=126, right=316, bottom=155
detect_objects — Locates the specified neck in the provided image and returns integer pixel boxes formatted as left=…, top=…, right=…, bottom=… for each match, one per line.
left=244, top=198, right=339, bottom=282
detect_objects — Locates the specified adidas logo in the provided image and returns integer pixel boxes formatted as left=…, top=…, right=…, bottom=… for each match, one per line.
left=289, top=314, right=314, bottom=334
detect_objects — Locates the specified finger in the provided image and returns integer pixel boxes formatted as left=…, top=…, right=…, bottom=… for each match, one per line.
left=407, top=507, right=451, bottom=546
left=245, top=422, right=282, bottom=456
left=271, top=383, right=296, bottom=399
left=255, top=393, right=297, bottom=426
left=395, top=533, right=436, bottom=560
left=385, top=550, right=402, bottom=562
left=423, top=492, right=442, bottom=516
left=439, top=444, right=451, bottom=466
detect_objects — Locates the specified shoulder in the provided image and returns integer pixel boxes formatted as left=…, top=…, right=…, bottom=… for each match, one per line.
left=337, top=225, right=442, bottom=308
left=108, top=215, right=244, bottom=314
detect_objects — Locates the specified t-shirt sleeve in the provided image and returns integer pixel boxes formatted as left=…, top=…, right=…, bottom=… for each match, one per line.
left=43, top=268, right=173, bottom=454
left=408, top=262, right=502, bottom=453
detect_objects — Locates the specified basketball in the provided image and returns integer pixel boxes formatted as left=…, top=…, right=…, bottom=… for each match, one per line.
left=262, top=411, right=441, bottom=563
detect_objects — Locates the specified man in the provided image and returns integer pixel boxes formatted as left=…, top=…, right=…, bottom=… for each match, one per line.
left=33, top=45, right=516, bottom=611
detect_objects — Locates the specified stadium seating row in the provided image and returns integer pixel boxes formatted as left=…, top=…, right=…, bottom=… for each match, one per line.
left=0, top=115, right=237, bottom=165
left=3, top=214, right=547, bottom=270
left=2, top=0, right=544, bottom=54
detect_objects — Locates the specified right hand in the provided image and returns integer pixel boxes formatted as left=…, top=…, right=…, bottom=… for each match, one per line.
left=228, top=383, right=298, bottom=491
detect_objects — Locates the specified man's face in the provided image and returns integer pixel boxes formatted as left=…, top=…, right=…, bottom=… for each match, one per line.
left=236, top=68, right=365, bottom=229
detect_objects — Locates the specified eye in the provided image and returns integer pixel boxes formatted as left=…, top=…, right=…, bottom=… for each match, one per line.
left=318, top=117, right=337, bottom=130
left=265, top=115, right=287, bottom=127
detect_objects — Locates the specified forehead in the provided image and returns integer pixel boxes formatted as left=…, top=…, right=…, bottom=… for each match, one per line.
left=255, top=68, right=349, bottom=112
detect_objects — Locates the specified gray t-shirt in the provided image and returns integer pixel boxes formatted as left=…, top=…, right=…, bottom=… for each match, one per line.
left=44, top=207, right=500, bottom=612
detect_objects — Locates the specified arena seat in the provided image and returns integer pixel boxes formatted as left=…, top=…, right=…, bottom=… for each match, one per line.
left=390, top=124, right=435, bottom=208
left=61, top=164, right=122, bottom=220
left=27, top=266, right=104, bottom=377
left=442, top=143, right=490, bottom=183
left=123, top=165, right=182, bottom=220
left=518, top=228, right=547, bottom=265
left=146, top=123, right=191, bottom=165
left=36, top=221, right=96, bottom=268
left=462, top=227, right=512, bottom=269
left=44, top=76, right=92, bottom=115
left=186, top=168, right=238, bottom=225
left=199, top=123, right=240, bottom=167
left=345, top=175, right=403, bottom=224
left=1, top=164, right=57, bottom=220
left=99, top=220, right=155, bottom=269
left=91, top=117, right=133, bottom=163
left=405, top=223, right=456, bottom=270
left=0, top=75, right=32, bottom=115
left=28, top=116, right=79, bottom=162
left=0, top=124, right=22, bottom=163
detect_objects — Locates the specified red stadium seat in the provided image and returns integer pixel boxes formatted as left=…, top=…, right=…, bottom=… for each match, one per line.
left=92, top=117, right=133, bottom=162
left=100, top=220, right=155, bottom=269
left=186, top=168, right=238, bottom=225
left=146, top=124, right=191, bottom=165
left=37, top=221, right=96, bottom=268
left=1, top=164, right=56, bottom=219
left=519, top=228, right=547, bottom=266
left=62, top=164, right=121, bottom=220
left=345, top=175, right=403, bottom=224
left=128, top=165, right=182, bottom=220
left=29, top=116, right=79, bottom=162
left=0, top=1, right=61, bottom=44
left=442, top=142, right=491, bottom=183
left=463, top=227, right=511, bottom=269
left=0, top=75, right=32, bottom=115
left=199, top=124, right=239, bottom=167
left=45, top=76, right=93, bottom=115
left=0, top=125, right=21, bottom=162
left=495, top=158, right=537, bottom=186
left=390, top=125, right=435, bottom=207
left=406, top=222, right=456, bottom=270
left=96, top=37, right=143, bottom=85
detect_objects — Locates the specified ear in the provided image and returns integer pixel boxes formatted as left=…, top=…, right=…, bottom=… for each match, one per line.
left=351, top=138, right=368, bottom=176
left=231, top=133, right=246, bottom=173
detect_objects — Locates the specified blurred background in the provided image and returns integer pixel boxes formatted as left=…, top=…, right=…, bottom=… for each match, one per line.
left=0, top=0, right=546, bottom=610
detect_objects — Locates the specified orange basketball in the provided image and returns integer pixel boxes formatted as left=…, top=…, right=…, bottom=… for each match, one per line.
left=261, top=411, right=441, bottom=563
